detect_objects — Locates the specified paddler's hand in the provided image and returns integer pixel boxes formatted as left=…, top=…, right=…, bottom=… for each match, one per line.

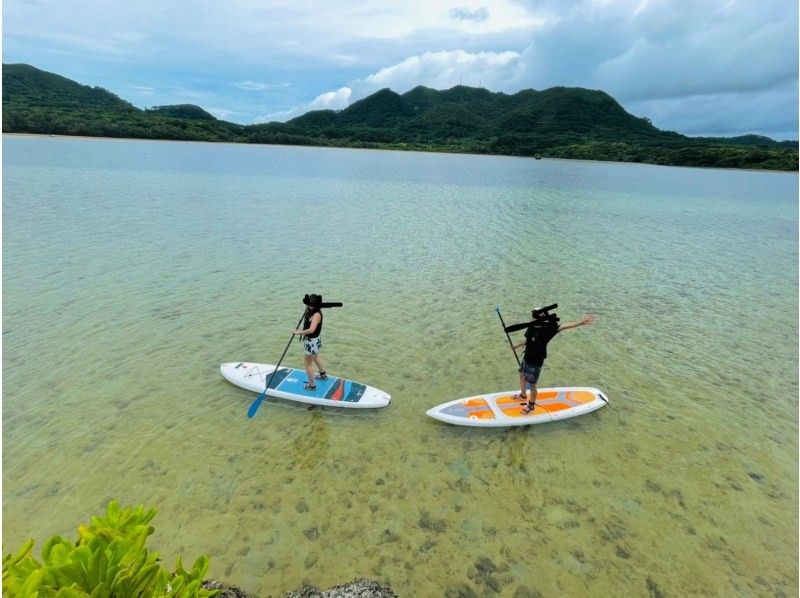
left=580, top=315, right=596, bottom=326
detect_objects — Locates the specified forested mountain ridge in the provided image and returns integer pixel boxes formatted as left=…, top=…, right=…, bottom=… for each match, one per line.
left=4, top=63, right=797, bottom=170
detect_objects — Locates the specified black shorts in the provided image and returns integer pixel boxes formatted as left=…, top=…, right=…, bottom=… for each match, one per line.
left=519, top=360, right=542, bottom=384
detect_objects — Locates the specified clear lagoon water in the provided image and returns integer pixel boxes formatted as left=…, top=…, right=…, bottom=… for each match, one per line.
left=3, top=135, right=798, bottom=596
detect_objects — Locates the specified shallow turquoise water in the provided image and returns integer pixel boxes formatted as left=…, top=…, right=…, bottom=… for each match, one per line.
left=3, top=135, right=797, bottom=596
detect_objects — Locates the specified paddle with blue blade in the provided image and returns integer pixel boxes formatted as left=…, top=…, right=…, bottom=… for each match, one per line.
left=247, top=307, right=309, bottom=418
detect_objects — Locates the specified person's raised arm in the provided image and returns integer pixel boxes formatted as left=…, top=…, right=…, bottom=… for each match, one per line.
left=558, top=314, right=596, bottom=332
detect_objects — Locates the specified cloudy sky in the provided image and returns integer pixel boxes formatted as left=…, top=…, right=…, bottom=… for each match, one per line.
left=3, top=0, right=798, bottom=139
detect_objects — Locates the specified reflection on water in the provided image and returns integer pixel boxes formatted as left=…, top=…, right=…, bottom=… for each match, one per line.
left=3, top=136, right=797, bottom=596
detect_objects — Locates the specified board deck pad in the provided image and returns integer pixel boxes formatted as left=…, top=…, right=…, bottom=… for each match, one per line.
left=241, top=364, right=367, bottom=402
left=442, top=394, right=546, bottom=419
left=427, top=387, right=608, bottom=427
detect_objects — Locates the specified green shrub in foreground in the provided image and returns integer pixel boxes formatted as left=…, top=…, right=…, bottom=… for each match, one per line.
left=2, top=501, right=218, bottom=597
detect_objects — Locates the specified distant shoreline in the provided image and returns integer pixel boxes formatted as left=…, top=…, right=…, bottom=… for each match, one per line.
left=5, top=63, right=796, bottom=172
left=5, top=132, right=797, bottom=175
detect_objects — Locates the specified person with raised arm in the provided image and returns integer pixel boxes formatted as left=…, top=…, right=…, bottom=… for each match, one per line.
left=511, top=307, right=596, bottom=414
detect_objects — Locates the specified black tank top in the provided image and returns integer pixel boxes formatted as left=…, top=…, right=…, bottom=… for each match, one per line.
left=304, top=310, right=323, bottom=339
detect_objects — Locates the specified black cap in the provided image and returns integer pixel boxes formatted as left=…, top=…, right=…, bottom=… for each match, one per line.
left=532, top=303, right=558, bottom=318
left=303, top=294, right=322, bottom=308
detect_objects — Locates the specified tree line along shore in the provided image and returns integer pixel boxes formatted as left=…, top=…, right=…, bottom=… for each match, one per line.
left=3, top=63, right=797, bottom=171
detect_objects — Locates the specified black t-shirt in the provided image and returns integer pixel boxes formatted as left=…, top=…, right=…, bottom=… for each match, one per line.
left=523, top=325, right=559, bottom=366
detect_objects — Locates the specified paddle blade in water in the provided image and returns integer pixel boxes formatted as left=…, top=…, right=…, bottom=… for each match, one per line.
left=247, top=390, right=267, bottom=418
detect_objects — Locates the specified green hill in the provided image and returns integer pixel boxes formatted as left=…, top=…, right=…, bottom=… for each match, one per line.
left=3, top=63, right=797, bottom=170
left=3, top=63, right=137, bottom=111
left=292, top=84, right=663, bottom=142
left=145, top=104, right=217, bottom=120
left=3, top=64, right=241, bottom=141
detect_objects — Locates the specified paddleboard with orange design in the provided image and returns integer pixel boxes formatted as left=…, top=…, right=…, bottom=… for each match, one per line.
left=426, top=387, right=608, bottom=427
left=220, top=362, right=391, bottom=408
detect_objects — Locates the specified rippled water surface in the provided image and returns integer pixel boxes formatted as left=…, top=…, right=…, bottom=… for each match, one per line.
left=3, top=135, right=798, bottom=596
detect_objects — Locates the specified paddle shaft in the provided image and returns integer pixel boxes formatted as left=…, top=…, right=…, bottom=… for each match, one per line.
left=495, top=307, right=521, bottom=367
left=497, top=307, right=536, bottom=407
left=247, top=308, right=309, bottom=418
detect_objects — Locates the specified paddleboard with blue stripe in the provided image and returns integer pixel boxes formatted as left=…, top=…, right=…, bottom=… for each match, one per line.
left=220, top=362, right=391, bottom=408
left=426, top=387, right=608, bottom=427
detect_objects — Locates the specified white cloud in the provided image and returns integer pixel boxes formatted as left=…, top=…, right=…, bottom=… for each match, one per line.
left=358, top=49, right=519, bottom=91
left=257, top=86, right=353, bottom=122
left=206, top=107, right=246, bottom=121
left=590, top=1, right=798, bottom=101
left=544, top=0, right=792, bottom=98
left=310, top=87, right=353, bottom=110
left=234, top=81, right=291, bottom=91
left=448, top=7, right=490, bottom=22
left=5, top=0, right=540, bottom=67
left=626, top=82, right=799, bottom=139
left=4, top=0, right=797, bottom=136
left=316, top=1, right=540, bottom=39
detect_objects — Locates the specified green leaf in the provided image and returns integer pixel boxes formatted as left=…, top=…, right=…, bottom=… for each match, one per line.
left=176, top=579, right=202, bottom=598
left=173, top=556, right=186, bottom=577
left=20, top=567, right=44, bottom=594
left=111, top=572, right=133, bottom=595
left=189, top=556, right=209, bottom=580
left=71, top=545, right=94, bottom=588
left=88, top=581, right=111, bottom=598
left=42, top=538, right=74, bottom=568
left=130, top=563, right=159, bottom=596
left=4, top=538, right=36, bottom=569
left=86, top=544, right=105, bottom=589
left=106, top=501, right=120, bottom=522
left=54, top=585, right=91, bottom=598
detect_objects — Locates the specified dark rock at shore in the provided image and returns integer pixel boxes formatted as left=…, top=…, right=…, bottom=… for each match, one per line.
left=284, top=578, right=397, bottom=597
left=203, top=578, right=397, bottom=598
left=203, top=580, right=259, bottom=597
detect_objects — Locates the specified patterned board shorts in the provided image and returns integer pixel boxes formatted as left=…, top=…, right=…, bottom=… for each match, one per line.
left=519, top=360, right=542, bottom=384
left=303, top=336, right=322, bottom=356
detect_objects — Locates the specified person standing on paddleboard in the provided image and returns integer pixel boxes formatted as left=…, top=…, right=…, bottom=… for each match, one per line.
left=512, top=310, right=596, bottom=414
left=293, top=294, right=328, bottom=391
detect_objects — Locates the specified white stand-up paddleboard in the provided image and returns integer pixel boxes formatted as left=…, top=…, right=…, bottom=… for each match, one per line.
left=220, top=362, right=391, bottom=409
left=426, top=387, right=608, bottom=427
